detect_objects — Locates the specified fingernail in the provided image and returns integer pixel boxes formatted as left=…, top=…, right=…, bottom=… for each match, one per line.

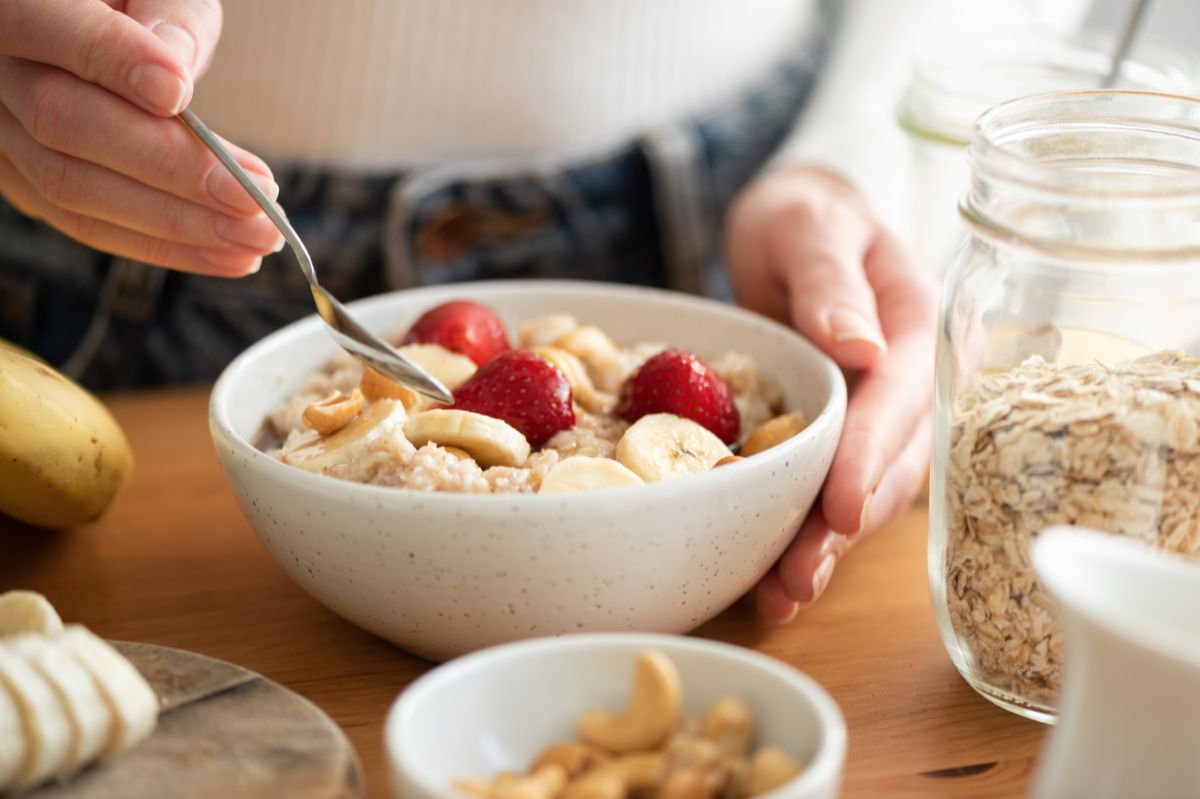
left=272, top=236, right=286, bottom=254
left=809, top=554, right=837, bottom=604
left=778, top=602, right=800, bottom=624
left=827, top=307, right=886, bottom=351
left=200, top=251, right=262, bottom=276
left=128, top=64, right=188, bottom=115
left=856, top=489, right=875, bottom=536
left=151, top=23, right=197, bottom=73
left=206, top=167, right=279, bottom=214
left=216, top=215, right=283, bottom=251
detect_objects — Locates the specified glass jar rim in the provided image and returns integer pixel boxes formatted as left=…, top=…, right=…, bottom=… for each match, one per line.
left=898, top=32, right=1200, bottom=147
left=960, top=90, right=1200, bottom=263
left=969, top=89, right=1200, bottom=200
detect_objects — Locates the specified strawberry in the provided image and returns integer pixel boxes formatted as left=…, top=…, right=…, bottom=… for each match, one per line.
left=452, top=350, right=575, bottom=447
left=401, top=300, right=510, bottom=366
left=617, top=348, right=740, bottom=444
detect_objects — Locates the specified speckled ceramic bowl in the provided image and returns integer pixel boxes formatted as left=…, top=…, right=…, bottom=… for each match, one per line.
left=386, top=633, right=847, bottom=799
left=209, top=281, right=845, bottom=661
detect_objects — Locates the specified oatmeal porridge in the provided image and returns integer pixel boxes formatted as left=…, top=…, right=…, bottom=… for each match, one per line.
left=263, top=300, right=806, bottom=494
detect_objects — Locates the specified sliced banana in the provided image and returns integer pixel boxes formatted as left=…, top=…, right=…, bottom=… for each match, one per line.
left=60, top=627, right=157, bottom=761
left=553, top=327, right=625, bottom=393
left=517, top=313, right=578, bottom=348
left=538, top=456, right=645, bottom=494
left=530, top=347, right=615, bottom=415
left=396, top=344, right=478, bottom=391
left=0, top=664, right=27, bottom=793
left=405, top=409, right=530, bottom=468
left=282, top=399, right=409, bottom=473
left=740, top=412, right=808, bottom=457
left=0, top=644, right=73, bottom=791
left=7, top=634, right=111, bottom=776
left=0, top=591, right=64, bottom=638
left=615, top=414, right=733, bottom=483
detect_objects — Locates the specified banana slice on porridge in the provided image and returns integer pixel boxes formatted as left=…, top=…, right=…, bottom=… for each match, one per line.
left=283, top=399, right=410, bottom=473
left=539, top=456, right=644, bottom=494
left=615, top=414, right=732, bottom=483
left=405, top=409, right=531, bottom=468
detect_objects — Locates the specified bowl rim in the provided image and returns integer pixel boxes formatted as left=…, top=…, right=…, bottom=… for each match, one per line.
left=384, top=632, right=847, bottom=799
left=209, top=279, right=847, bottom=505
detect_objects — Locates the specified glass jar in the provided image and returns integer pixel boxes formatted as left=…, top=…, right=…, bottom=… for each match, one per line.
left=898, top=33, right=1200, bottom=275
left=929, top=90, right=1200, bottom=722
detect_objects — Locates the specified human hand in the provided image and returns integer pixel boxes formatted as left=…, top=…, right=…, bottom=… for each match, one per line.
left=725, top=164, right=937, bottom=621
left=0, top=0, right=281, bottom=276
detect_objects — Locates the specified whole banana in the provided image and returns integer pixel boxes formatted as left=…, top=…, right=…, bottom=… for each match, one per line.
left=0, top=344, right=133, bottom=529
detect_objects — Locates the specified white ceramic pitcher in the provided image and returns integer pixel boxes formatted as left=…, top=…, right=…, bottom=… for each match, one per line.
left=1030, top=527, right=1200, bottom=799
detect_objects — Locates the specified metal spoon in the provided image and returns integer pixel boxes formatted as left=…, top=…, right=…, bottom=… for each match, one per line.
left=179, top=108, right=453, bottom=404
left=1103, top=0, right=1154, bottom=88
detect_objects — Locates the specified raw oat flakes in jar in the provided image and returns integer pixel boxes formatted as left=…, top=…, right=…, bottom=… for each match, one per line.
left=929, top=91, right=1200, bottom=721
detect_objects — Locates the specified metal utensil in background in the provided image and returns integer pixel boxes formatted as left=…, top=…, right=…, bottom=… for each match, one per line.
left=1103, top=0, right=1155, bottom=87
left=179, top=109, right=453, bottom=404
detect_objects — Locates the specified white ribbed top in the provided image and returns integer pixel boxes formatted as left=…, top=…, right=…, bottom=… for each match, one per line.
left=191, top=0, right=818, bottom=170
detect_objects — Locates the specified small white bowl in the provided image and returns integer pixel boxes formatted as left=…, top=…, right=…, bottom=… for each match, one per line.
left=385, top=633, right=847, bottom=799
left=209, top=281, right=846, bottom=660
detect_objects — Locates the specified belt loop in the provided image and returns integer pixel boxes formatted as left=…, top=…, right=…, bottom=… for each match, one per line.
left=62, top=258, right=165, bottom=387
left=640, top=124, right=714, bottom=297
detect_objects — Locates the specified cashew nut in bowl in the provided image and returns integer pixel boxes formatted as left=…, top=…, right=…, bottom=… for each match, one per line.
left=699, top=697, right=753, bottom=759
left=531, top=742, right=612, bottom=779
left=561, top=753, right=665, bottom=799
left=454, top=649, right=809, bottom=799
left=577, top=650, right=681, bottom=754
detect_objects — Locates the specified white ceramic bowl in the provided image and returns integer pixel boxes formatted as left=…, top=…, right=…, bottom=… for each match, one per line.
left=385, top=633, right=847, bottom=799
left=210, top=281, right=846, bottom=661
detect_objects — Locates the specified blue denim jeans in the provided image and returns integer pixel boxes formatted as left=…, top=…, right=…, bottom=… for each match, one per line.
left=0, top=26, right=830, bottom=390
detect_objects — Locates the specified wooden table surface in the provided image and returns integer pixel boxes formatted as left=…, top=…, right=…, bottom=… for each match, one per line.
left=0, top=388, right=1047, bottom=798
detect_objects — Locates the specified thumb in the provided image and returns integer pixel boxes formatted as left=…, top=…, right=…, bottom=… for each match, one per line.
left=124, top=0, right=224, bottom=79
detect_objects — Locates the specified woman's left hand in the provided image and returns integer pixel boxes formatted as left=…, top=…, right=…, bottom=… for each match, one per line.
left=724, top=164, right=938, bottom=621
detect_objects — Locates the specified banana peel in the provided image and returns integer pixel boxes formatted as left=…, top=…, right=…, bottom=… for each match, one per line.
left=0, top=343, right=133, bottom=529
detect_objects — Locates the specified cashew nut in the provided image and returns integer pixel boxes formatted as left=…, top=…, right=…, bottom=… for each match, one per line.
left=531, top=741, right=612, bottom=779
left=743, top=747, right=804, bottom=797
left=740, top=413, right=807, bottom=457
left=562, top=753, right=665, bottom=799
left=459, top=765, right=567, bottom=799
left=577, top=650, right=681, bottom=754
left=699, top=697, right=753, bottom=759
left=360, top=367, right=421, bottom=409
left=302, top=389, right=365, bottom=435
left=711, top=455, right=745, bottom=469
left=659, top=768, right=727, bottom=799
left=664, top=735, right=724, bottom=771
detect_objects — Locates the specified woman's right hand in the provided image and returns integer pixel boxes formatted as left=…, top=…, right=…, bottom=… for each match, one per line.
left=0, top=0, right=282, bottom=276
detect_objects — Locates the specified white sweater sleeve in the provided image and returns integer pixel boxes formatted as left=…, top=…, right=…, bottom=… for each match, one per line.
left=768, top=0, right=942, bottom=232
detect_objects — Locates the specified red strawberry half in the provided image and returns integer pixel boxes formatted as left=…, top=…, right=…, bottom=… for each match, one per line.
left=452, top=350, right=576, bottom=447
left=617, top=348, right=740, bottom=444
left=401, top=300, right=510, bottom=366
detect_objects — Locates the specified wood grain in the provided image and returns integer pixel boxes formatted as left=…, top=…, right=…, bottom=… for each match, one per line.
left=0, top=388, right=1048, bottom=798
left=27, top=643, right=363, bottom=799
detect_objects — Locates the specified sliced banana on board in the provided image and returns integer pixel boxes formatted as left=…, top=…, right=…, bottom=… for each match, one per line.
left=59, top=627, right=158, bottom=761
left=405, top=409, right=531, bottom=468
left=615, top=414, right=733, bottom=483
left=0, top=646, right=73, bottom=791
left=539, top=456, right=645, bottom=494
left=282, top=399, right=409, bottom=473
left=8, top=634, right=113, bottom=775
left=0, top=591, right=64, bottom=638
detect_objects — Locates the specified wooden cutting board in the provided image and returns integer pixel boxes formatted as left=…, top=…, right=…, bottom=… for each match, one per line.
left=26, top=642, right=365, bottom=799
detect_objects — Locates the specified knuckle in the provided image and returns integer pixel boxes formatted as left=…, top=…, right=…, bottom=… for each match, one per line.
left=21, top=73, right=73, bottom=149
left=32, top=149, right=73, bottom=206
